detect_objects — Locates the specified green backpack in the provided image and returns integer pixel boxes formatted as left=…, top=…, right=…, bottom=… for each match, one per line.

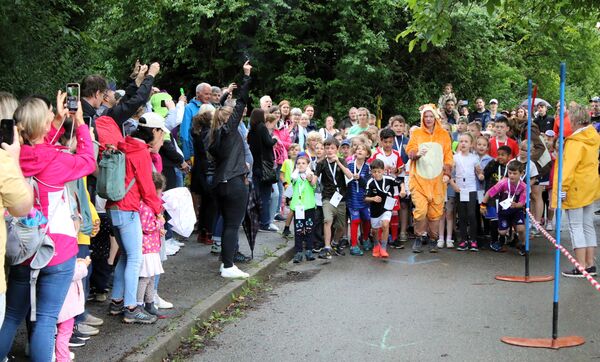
left=97, top=149, right=135, bottom=201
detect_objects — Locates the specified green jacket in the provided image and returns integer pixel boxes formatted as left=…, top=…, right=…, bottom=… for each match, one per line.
left=290, top=172, right=316, bottom=211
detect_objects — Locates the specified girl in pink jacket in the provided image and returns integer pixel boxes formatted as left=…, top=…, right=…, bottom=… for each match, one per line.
left=136, top=173, right=167, bottom=319
left=55, top=258, right=89, bottom=362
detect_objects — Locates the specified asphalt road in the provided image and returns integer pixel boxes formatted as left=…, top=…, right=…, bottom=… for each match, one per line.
left=194, top=214, right=600, bottom=362
left=7, top=227, right=288, bottom=362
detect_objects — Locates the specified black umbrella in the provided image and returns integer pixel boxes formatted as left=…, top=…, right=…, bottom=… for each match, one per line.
left=242, top=180, right=261, bottom=259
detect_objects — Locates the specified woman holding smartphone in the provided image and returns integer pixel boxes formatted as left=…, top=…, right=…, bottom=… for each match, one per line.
left=0, top=92, right=96, bottom=361
left=209, top=61, right=253, bottom=279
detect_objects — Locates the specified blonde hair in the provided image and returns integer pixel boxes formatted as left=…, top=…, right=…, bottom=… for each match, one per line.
left=306, top=130, right=323, bottom=144
left=355, top=143, right=372, bottom=158
left=357, top=107, right=371, bottom=118
left=0, top=92, right=19, bottom=119
left=14, top=98, right=48, bottom=144
left=209, top=106, right=233, bottom=144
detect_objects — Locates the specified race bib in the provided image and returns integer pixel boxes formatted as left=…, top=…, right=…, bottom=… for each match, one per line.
left=499, top=198, right=512, bottom=210
left=295, top=206, right=305, bottom=220
left=384, top=196, right=396, bottom=211
left=330, top=191, right=343, bottom=208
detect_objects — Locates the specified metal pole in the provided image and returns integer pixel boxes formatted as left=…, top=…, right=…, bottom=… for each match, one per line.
left=525, top=79, right=532, bottom=277
left=553, top=62, right=566, bottom=340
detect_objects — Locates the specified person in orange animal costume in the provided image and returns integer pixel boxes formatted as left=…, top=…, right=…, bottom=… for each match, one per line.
left=406, top=104, right=453, bottom=253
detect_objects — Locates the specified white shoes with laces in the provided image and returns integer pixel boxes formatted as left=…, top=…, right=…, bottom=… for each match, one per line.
left=221, top=265, right=249, bottom=279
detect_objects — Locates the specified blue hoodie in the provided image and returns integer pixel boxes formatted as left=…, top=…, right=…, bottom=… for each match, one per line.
left=180, top=99, right=204, bottom=160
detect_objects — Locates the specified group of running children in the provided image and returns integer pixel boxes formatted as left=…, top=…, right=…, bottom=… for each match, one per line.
left=281, top=114, right=535, bottom=263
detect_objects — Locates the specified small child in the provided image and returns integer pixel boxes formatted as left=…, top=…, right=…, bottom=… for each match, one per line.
left=56, top=257, right=90, bottom=362
left=453, top=134, right=484, bottom=251
left=452, top=117, right=468, bottom=145
left=346, top=144, right=372, bottom=256
left=370, top=128, right=404, bottom=247
left=467, top=121, right=482, bottom=141
left=365, top=159, right=405, bottom=258
left=290, top=152, right=318, bottom=263
left=481, top=161, right=527, bottom=254
left=437, top=83, right=457, bottom=111
left=340, top=139, right=352, bottom=160
left=281, top=143, right=301, bottom=238
left=135, top=172, right=167, bottom=322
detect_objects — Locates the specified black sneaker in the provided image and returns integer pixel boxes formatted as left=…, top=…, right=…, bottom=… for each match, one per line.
left=282, top=228, right=292, bottom=239
left=338, top=238, right=350, bottom=249
left=312, top=243, right=324, bottom=253
left=412, top=236, right=424, bottom=253
left=428, top=239, right=438, bottom=253
left=305, top=250, right=315, bottom=261
left=71, top=328, right=91, bottom=341
left=389, top=239, right=405, bottom=249
left=123, top=306, right=158, bottom=324
left=586, top=266, right=597, bottom=276
left=234, top=251, right=252, bottom=263
left=331, top=241, right=345, bottom=256
left=562, top=268, right=584, bottom=278
left=518, top=245, right=526, bottom=256
left=293, top=252, right=303, bottom=263
left=318, top=248, right=333, bottom=260
left=108, top=299, right=125, bottom=316
left=68, top=336, right=86, bottom=348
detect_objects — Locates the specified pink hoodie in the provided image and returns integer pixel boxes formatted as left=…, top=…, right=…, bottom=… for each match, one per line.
left=57, top=260, right=88, bottom=323
left=19, top=125, right=96, bottom=266
left=273, top=127, right=291, bottom=165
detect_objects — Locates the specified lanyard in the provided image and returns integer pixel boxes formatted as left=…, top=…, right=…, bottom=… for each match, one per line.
left=495, top=138, right=507, bottom=152
left=374, top=178, right=389, bottom=195
left=394, top=135, right=404, bottom=151
left=506, top=180, right=521, bottom=201
left=498, top=164, right=508, bottom=179
left=327, top=161, right=339, bottom=191
left=297, top=173, right=307, bottom=200
left=353, top=161, right=364, bottom=192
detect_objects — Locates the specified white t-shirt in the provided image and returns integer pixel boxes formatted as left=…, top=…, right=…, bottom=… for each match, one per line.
left=454, top=152, right=479, bottom=193
left=513, top=157, right=538, bottom=179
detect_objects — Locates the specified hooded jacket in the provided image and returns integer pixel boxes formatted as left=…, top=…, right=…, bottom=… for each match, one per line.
left=106, top=136, right=162, bottom=215
left=551, top=125, right=600, bottom=209
left=405, top=105, right=453, bottom=204
left=19, top=125, right=96, bottom=266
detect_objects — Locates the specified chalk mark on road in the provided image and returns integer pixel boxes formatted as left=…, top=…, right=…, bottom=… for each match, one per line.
left=387, top=254, right=440, bottom=265
left=362, top=326, right=419, bottom=351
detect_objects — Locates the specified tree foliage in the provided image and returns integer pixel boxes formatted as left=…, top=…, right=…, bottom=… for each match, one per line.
left=1, top=0, right=599, bottom=125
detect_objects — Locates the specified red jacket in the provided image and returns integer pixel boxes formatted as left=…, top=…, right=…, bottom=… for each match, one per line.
left=107, top=137, right=162, bottom=215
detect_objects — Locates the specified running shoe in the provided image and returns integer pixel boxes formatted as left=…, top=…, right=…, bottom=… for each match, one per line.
left=293, top=252, right=304, bottom=263
left=585, top=266, right=597, bottom=276
left=436, top=239, right=445, bottom=249
left=123, top=306, right=158, bottom=324
left=379, top=247, right=389, bottom=258
left=456, top=241, right=468, bottom=251
left=412, top=237, right=424, bottom=253
left=561, top=268, right=584, bottom=278
left=282, top=228, right=292, bottom=239
left=389, top=239, right=405, bottom=249
left=429, top=239, right=438, bottom=253
left=349, top=246, right=364, bottom=256
left=469, top=240, right=479, bottom=252
left=362, top=238, right=373, bottom=251
left=108, top=299, right=124, bottom=316
left=318, top=248, right=333, bottom=260
left=446, top=240, right=454, bottom=249
left=305, top=250, right=316, bottom=261
left=372, top=244, right=381, bottom=258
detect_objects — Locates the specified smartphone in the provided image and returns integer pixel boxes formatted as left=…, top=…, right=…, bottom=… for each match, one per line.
left=179, top=87, right=185, bottom=97
left=160, top=100, right=166, bottom=108
left=0, top=119, right=15, bottom=145
left=83, top=116, right=92, bottom=128
left=66, top=83, right=80, bottom=112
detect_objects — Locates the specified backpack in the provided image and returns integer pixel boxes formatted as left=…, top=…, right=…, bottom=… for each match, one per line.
left=5, top=178, right=59, bottom=321
left=96, top=148, right=135, bottom=201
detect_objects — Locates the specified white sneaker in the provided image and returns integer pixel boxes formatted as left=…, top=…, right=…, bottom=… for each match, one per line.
left=545, top=223, right=554, bottom=231
left=446, top=240, right=454, bottom=249
left=437, top=240, right=445, bottom=249
left=155, top=294, right=174, bottom=309
left=268, top=223, right=280, bottom=232
left=221, top=265, right=249, bottom=279
left=165, top=243, right=180, bottom=256
left=70, top=351, right=75, bottom=361
left=220, top=263, right=224, bottom=273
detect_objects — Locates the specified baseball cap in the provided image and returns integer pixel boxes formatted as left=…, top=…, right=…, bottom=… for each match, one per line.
left=139, top=112, right=170, bottom=134
left=489, top=99, right=498, bottom=104
left=341, top=139, right=351, bottom=147
left=590, top=96, right=600, bottom=102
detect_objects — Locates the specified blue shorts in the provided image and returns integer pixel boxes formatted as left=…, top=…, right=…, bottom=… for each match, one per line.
left=498, top=208, right=525, bottom=231
left=348, top=207, right=370, bottom=222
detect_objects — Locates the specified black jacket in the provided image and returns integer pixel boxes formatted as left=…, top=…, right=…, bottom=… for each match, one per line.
left=211, top=75, right=251, bottom=184
left=534, top=114, right=554, bottom=134
left=159, top=138, right=183, bottom=168
left=103, top=76, right=155, bottom=127
left=248, top=122, right=277, bottom=178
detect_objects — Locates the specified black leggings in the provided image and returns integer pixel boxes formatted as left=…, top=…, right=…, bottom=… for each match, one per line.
left=294, top=208, right=315, bottom=252
left=457, top=191, right=479, bottom=241
left=216, top=175, right=249, bottom=268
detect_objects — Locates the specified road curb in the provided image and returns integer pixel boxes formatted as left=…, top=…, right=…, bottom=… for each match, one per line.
left=122, top=243, right=295, bottom=362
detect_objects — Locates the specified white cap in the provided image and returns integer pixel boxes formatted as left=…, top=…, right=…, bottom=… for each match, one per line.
left=489, top=99, right=498, bottom=104
left=139, top=112, right=170, bottom=134
left=545, top=130, right=556, bottom=138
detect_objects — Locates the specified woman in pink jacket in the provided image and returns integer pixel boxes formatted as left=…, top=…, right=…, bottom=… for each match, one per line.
left=270, top=106, right=291, bottom=220
left=0, top=94, right=96, bottom=361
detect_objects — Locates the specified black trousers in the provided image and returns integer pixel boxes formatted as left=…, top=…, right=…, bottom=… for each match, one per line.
left=294, top=208, right=316, bottom=252
left=457, top=191, right=479, bottom=241
left=216, top=175, right=249, bottom=268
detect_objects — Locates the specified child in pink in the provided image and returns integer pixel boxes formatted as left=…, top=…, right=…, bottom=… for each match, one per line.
left=137, top=173, right=166, bottom=318
left=55, top=257, right=90, bottom=362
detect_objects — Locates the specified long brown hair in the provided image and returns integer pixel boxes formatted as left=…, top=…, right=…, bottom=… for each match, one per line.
left=209, top=106, right=233, bottom=146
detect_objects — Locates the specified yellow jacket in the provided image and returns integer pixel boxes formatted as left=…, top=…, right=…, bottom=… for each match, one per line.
left=551, top=125, right=600, bottom=209
left=78, top=177, right=100, bottom=245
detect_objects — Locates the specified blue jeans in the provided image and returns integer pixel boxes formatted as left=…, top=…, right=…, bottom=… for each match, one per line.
left=109, top=210, right=143, bottom=307
left=269, top=181, right=280, bottom=224
left=0, top=256, right=76, bottom=361
left=275, top=165, right=283, bottom=216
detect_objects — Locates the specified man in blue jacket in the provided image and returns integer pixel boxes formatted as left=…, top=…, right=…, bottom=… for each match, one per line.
left=181, top=82, right=212, bottom=161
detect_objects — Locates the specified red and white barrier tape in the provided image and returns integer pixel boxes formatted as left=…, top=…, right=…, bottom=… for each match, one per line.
left=525, top=208, right=600, bottom=291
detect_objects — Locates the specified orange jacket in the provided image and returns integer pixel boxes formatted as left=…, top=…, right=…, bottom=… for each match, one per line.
left=406, top=105, right=453, bottom=203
